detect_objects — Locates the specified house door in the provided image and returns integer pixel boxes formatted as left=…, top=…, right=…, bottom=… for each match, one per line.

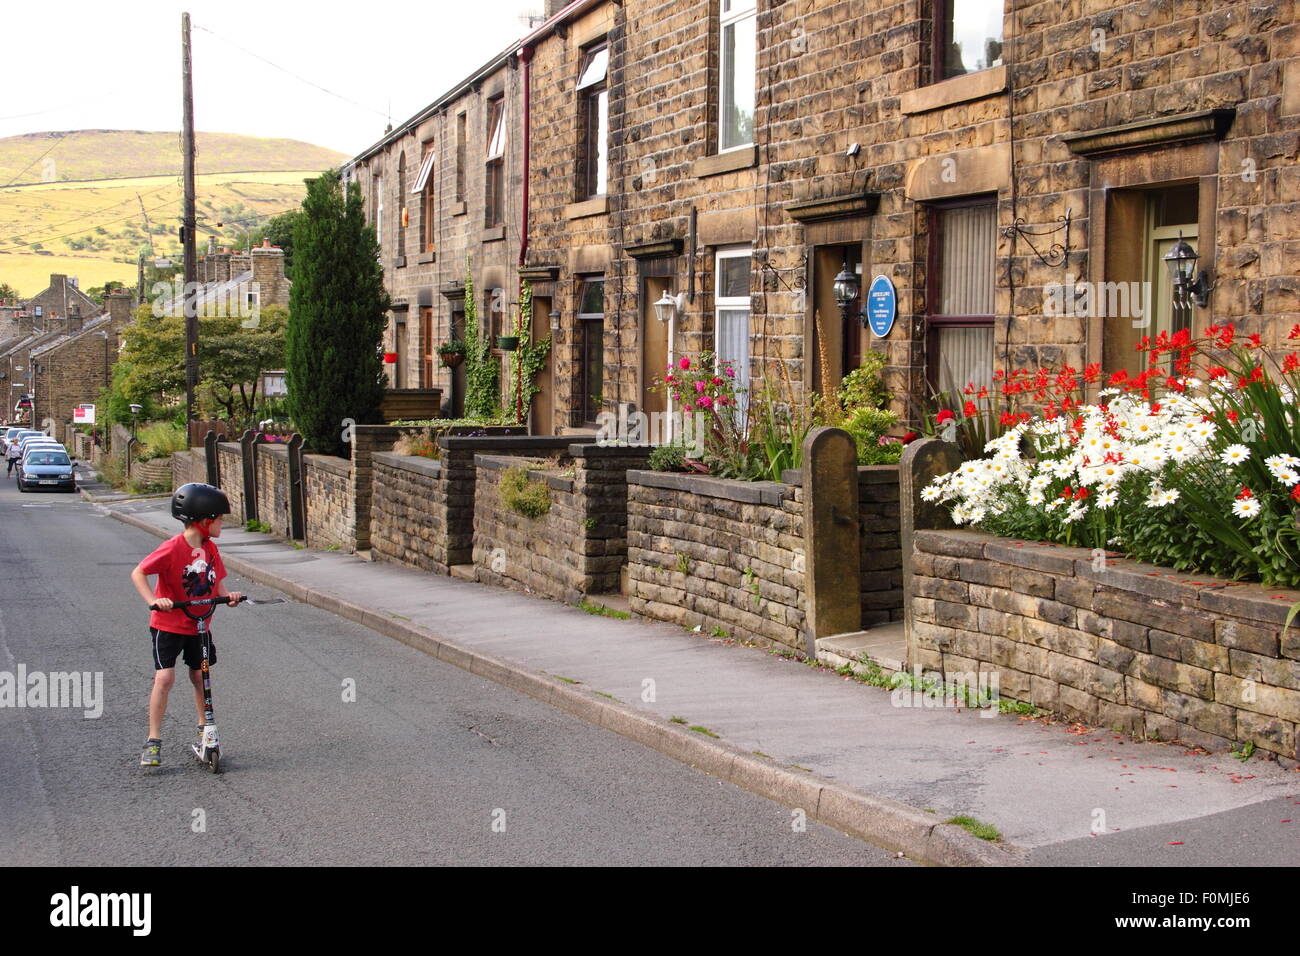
left=394, top=321, right=406, bottom=389
left=419, top=307, right=434, bottom=388
left=641, top=276, right=670, bottom=420
left=450, top=303, right=465, bottom=417
left=531, top=295, right=554, bottom=435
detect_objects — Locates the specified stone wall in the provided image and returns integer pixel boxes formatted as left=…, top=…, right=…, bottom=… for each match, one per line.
left=255, top=443, right=291, bottom=537
left=132, top=457, right=171, bottom=488
left=304, top=454, right=354, bottom=551
left=911, top=530, right=1300, bottom=764
left=627, top=471, right=807, bottom=652
left=856, top=467, right=905, bottom=627
left=471, top=444, right=652, bottom=601
left=369, top=452, right=446, bottom=571
left=172, top=452, right=191, bottom=491
left=217, top=444, right=245, bottom=523
left=368, top=435, right=575, bottom=574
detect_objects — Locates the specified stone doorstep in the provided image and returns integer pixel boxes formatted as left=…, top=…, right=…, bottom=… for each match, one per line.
left=449, top=563, right=475, bottom=581
left=815, top=621, right=908, bottom=676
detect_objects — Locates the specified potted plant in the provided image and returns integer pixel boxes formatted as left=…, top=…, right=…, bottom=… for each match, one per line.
left=383, top=351, right=399, bottom=364
left=438, top=340, right=467, bottom=368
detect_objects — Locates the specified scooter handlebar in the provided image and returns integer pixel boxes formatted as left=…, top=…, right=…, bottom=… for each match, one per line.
left=150, top=595, right=247, bottom=611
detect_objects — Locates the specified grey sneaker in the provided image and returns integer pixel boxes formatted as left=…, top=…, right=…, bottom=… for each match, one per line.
left=140, top=738, right=161, bottom=767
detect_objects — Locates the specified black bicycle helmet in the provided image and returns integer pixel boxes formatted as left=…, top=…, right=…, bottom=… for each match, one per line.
left=171, top=483, right=231, bottom=523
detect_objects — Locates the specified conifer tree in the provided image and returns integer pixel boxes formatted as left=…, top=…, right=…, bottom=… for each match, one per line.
left=286, top=171, right=389, bottom=456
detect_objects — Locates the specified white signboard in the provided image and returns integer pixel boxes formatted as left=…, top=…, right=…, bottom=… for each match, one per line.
left=73, top=404, right=96, bottom=425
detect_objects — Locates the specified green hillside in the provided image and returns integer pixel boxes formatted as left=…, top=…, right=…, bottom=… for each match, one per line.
left=0, top=130, right=347, bottom=186
left=0, top=130, right=347, bottom=297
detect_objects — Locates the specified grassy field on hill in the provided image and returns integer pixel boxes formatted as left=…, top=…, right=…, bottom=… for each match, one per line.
left=0, top=131, right=346, bottom=297
left=0, top=130, right=346, bottom=185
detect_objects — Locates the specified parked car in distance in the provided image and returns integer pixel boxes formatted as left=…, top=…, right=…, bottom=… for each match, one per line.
left=4, top=428, right=42, bottom=452
left=17, top=448, right=76, bottom=492
left=16, top=434, right=60, bottom=456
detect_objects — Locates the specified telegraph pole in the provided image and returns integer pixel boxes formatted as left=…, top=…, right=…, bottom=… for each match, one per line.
left=181, top=11, right=198, bottom=442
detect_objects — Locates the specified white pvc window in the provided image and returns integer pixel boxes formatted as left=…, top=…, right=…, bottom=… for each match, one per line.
left=719, top=0, right=756, bottom=151
left=714, top=246, right=751, bottom=418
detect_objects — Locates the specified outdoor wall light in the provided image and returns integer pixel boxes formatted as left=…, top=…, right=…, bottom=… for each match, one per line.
left=1162, top=233, right=1213, bottom=308
left=653, top=291, right=686, bottom=323
left=833, top=259, right=867, bottom=327
left=549, top=308, right=561, bottom=331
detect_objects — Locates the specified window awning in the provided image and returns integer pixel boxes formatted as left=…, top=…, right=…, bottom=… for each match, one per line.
left=411, top=150, right=435, bottom=193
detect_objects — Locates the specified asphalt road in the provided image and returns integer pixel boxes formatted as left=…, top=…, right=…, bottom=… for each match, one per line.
left=0, top=473, right=911, bottom=866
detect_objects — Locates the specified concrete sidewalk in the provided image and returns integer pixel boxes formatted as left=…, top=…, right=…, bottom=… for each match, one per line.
left=107, top=498, right=1300, bottom=866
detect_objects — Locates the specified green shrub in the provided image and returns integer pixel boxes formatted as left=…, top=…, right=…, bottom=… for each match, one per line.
left=842, top=406, right=899, bottom=464
left=837, top=353, right=892, bottom=411
left=133, top=422, right=188, bottom=462
left=500, top=466, right=551, bottom=518
left=648, top=442, right=689, bottom=472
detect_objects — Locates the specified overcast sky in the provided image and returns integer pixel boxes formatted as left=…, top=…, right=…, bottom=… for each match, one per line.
left=2, top=0, right=549, bottom=157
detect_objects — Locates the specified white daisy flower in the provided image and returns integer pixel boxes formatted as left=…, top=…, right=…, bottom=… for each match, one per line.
left=921, top=485, right=942, bottom=502
left=1096, top=490, right=1118, bottom=509
left=1232, top=497, right=1261, bottom=518
left=1220, top=444, right=1250, bottom=465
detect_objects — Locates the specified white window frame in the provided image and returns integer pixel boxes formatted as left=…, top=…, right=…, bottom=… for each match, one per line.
left=714, top=245, right=752, bottom=420
left=578, top=44, right=609, bottom=198
left=718, top=0, right=756, bottom=153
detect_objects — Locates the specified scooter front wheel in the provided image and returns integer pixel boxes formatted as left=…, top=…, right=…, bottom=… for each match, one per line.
left=209, top=748, right=220, bottom=774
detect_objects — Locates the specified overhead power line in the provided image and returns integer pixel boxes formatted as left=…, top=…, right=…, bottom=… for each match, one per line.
left=193, top=23, right=388, bottom=119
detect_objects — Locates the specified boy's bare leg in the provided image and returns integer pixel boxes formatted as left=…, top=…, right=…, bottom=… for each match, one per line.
left=148, top=668, right=176, bottom=740
left=190, top=668, right=206, bottom=725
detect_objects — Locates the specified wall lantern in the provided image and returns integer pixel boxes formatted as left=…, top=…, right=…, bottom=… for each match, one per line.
left=1162, top=233, right=1213, bottom=308
left=549, top=308, right=561, bottom=331
left=653, top=291, right=685, bottom=323
left=833, top=259, right=867, bottom=327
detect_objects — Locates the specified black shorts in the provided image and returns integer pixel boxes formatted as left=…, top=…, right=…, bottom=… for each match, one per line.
left=150, top=628, right=216, bottom=671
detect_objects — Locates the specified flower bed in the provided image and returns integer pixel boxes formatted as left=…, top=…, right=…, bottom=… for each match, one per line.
left=472, top=444, right=652, bottom=601
left=925, top=326, right=1300, bottom=588
left=911, top=528, right=1300, bottom=763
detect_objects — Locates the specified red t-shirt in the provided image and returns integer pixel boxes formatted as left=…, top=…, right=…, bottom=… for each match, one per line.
left=139, top=533, right=227, bottom=635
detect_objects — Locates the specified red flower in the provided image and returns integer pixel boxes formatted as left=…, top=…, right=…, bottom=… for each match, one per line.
left=1226, top=410, right=1239, bottom=423
left=678, top=357, right=691, bottom=370
left=1237, top=487, right=1254, bottom=500
left=1207, top=366, right=1228, bottom=379
left=1291, top=485, right=1300, bottom=503
left=1285, top=354, right=1300, bottom=373
left=1289, top=324, right=1300, bottom=340
left=901, top=431, right=919, bottom=444
left=963, top=400, right=978, bottom=418
left=1247, top=333, right=1262, bottom=348
left=935, top=409, right=955, bottom=425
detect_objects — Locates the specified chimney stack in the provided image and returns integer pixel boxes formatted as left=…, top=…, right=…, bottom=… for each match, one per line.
left=250, top=241, right=287, bottom=307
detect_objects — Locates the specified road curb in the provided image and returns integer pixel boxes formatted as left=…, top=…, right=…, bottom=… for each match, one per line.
left=108, top=507, right=1017, bottom=867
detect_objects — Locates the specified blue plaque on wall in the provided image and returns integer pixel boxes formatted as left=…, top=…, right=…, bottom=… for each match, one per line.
left=866, top=275, right=896, bottom=338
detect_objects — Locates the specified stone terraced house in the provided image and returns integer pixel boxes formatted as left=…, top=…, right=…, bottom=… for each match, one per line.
left=351, top=0, right=1300, bottom=430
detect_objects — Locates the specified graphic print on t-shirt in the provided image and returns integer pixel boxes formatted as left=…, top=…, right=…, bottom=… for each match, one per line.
left=182, top=549, right=217, bottom=598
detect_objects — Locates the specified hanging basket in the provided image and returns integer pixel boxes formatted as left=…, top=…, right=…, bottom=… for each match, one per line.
left=439, top=350, right=465, bottom=368
left=383, top=352, right=399, bottom=364
left=496, top=336, right=520, bottom=352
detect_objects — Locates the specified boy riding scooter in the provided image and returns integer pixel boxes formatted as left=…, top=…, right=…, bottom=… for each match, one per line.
left=131, top=483, right=242, bottom=767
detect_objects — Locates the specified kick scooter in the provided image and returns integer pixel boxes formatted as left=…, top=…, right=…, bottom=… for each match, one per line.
left=149, top=594, right=282, bottom=773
